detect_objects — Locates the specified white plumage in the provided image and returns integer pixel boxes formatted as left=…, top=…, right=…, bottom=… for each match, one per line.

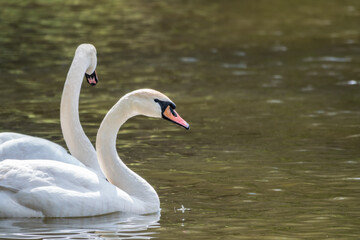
left=0, top=88, right=189, bottom=217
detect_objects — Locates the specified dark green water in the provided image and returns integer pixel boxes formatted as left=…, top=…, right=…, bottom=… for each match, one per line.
left=1, top=0, right=360, bottom=239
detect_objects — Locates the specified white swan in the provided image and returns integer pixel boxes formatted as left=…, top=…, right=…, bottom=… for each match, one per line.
left=0, top=89, right=189, bottom=217
left=0, top=44, right=103, bottom=176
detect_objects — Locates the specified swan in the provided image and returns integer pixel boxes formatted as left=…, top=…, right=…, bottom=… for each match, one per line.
left=0, top=89, right=189, bottom=217
left=0, top=44, right=104, bottom=176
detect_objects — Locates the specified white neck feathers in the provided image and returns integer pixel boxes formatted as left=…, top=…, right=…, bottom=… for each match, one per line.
left=60, top=51, right=104, bottom=176
left=96, top=96, right=160, bottom=209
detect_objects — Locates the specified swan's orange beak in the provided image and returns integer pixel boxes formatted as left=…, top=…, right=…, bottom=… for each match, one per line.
left=163, top=105, right=190, bottom=130
left=85, top=70, right=98, bottom=86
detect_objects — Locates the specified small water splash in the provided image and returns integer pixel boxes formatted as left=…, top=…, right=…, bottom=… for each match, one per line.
left=176, top=205, right=191, bottom=213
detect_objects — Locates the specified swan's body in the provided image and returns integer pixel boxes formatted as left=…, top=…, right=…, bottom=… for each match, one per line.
left=0, top=89, right=189, bottom=217
left=0, top=133, right=83, bottom=166
left=0, top=160, right=120, bottom=217
left=0, top=44, right=104, bottom=177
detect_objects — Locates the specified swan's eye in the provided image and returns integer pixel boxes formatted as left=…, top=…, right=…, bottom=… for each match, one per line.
left=154, top=99, right=176, bottom=115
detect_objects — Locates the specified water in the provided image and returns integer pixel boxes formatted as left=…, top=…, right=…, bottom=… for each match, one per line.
left=1, top=0, right=360, bottom=239
left=0, top=213, right=160, bottom=239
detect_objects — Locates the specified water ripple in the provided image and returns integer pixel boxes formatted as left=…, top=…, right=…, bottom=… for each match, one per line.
left=0, top=212, right=160, bottom=240
left=303, top=56, right=352, bottom=62
left=336, top=80, right=359, bottom=86
left=222, top=63, right=247, bottom=69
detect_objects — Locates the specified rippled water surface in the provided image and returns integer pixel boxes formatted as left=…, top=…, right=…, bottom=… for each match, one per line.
left=1, top=0, right=360, bottom=239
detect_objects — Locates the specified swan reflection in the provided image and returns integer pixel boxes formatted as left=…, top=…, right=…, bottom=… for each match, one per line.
left=0, top=212, right=160, bottom=239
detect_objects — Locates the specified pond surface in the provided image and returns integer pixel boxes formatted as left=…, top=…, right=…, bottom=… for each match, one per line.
left=1, top=0, right=360, bottom=239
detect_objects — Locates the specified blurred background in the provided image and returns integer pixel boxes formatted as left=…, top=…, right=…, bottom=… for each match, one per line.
left=0, top=0, right=360, bottom=239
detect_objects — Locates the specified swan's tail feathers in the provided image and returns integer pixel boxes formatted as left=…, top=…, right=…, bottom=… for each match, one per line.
left=0, top=184, right=19, bottom=193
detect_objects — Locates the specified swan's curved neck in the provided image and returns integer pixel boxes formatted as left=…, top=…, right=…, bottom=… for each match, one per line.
left=96, top=98, right=159, bottom=208
left=60, top=53, right=103, bottom=176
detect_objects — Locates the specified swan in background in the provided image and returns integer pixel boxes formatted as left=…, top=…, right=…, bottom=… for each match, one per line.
left=0, top=89, right=189, bottom=217
left=0, top=44, right=104, bottom=176
left=60, top=43, right=103, bottom=175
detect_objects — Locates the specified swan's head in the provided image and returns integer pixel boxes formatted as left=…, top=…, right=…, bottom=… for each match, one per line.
left=127, top=89, right=190, bottom=129
left=76, top=43, right=98, bottom=86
